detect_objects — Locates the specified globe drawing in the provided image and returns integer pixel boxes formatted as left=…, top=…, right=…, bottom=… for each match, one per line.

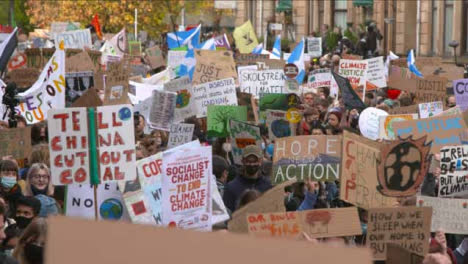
left=100, top=198, right=124, bottom=220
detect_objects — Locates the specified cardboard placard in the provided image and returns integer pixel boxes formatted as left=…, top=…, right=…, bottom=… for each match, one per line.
left=104, top=62, right=130, bottom=105
left=234, top=54, right=268, bottom=66
left=167, top=123, right=195, bottom=148
left=128, top=41, right=142, bottom=56
left=71, top=88, right=102, bottom=108
left=438, top=171, right=468, bottom=198
left=161, top=145, right=212, bottom=231
left=239, top=69, right=286, bottom=98
left=367, top=206, right=432, bottom=260
left=272, top=135, right=341, bottom=184
left=148, top=90, right=177, bottom=131
left=65, top=71, right=95, bottom=106
left=228, top=180, right=294, bottom=233
left=163, top=76, right=193, bottom=122
left=421, top=64, right=464, bottom=82
left=418, top=101, right=443, bottom=119
left=8, top=68, right=40, bottom=89
left=248, top=207, right=361, bottom=239
left=50, top=22, right=80, bottom=34
left=237, top=91, right=257, bottom=122
left=379, top=114, right=419, bottom=140
left=66, top=50, right=97, bottom=73
left=0, top=127, right=31, bottom=160
left=393, top=113, right=467, bottom=154
left=207, top=105, right=247, bottom=137
left=340, top=131, right=397, bottom=209
left=45, top=215, right=373, bottom=264
left=230, top=119, right=262, bottom=165
left=192, top=78, right=238, bottom=117
left=192, top=50, right=237, bottom=86
left=338, top=59, right=368, bottom=92
left=266, top=110, right=296, bottom=140
left=65, top=183, right=130, bottom=221
left=388, top=104, right=420, bottom=115
left=358, top=107, right=388, bottom=140
left=453, top=78, right=468, bottom=111
left=54, top=29, right=92, bottom=49
left=386, top=243, right=424, bottom=264
left=440, top=145, right=468, bottom=174
left=417, top=196, right=468, bottom=234
left=307, top=37, right=322, bottom=58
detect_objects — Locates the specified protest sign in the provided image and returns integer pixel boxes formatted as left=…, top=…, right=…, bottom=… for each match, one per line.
left=136, top=152, right=163, bottom=225
left=332, top=72, right=366, bottom=111
left=379, top=114, right=418, bottom=140
left=148, top=90, right=177, bottom=131
left=237, top=91, right=257, bottom=122
left=307, top=37, right=322, bottom=58
left=0, top=127, right=31, bottom=160
left=438, top=171, right=468, bottom=198
left=207, top=105, right=247, bottom=137
left=393, top=113, right=467, bottom=154
left=130, top=81, right=163, bottom=102
left=128, top=41, right=141, bottom=56
left=272, top=135, right=341, bottom=184
left=161, top=145, right=212, bottom=231
left=7, top=52, right=27, bottom=72
left=121, top=190, right=154, bottom=224
left=65, top=183, right=130, bottom=221
left=418, top=101, right=443, bottom=118
left=305, top=68, right=339, bottom=97
left=233, top=20, right=258, bottom=54
left=192, top=50, right=237, bottom=86
left=367, top=207, right=432, bottom=260
left=359, top=107, right=388, bottom=140
left=248, top=207, right=361, bottom=239
left=163, top=76, right=193, bottom=122
left=239, top=69, right=286, bottom=98
left=8, top=68, right=40, bottom=89
left=338, top=59, right=368, bottom=92
left=386, top=243, right=424, bottom=264
left=436, top=105, right=462, bottom=117
left=259, top=93, right=300, bottom=112
left=237, top=65, right=257, bottom=82
left=55, top=29, right=92, bottom=49
left=65, top=71, right=94, bottom=106
left=388, top=105, right=419, bottom=116
left=145, top=46, right=165, bottom=69
left=46, top=215, right=373, bottom=264
left=234, top=54, right=268, bottom=66
left=366, top=56, right=386, bottom=89
left=192, top=78, right=238, bottom=117
left=266, top=110, right=296, bottom=141
left=228, top=180, right=294, bottom=233
left=229, top=120, right=262, bottom=165
left=417, top=196, right=468, bottom=234
left=376, top=137, right=431, bottom=197
left=214, top=33, right=231, bottom=50
left=340, top=131, right=397, bottom=209
left=71, top=88, right=102, bottom=108
left=167, top=50, right=187, bottom=77
left=167, top=123, right=195, bottom=148
left=453, top=78, right=468, bottom=111
left=440, top=145, right=468, bottom=174
left=211, top=175, right=230, bottom=225
left=104, top=62, right=130, bottom=105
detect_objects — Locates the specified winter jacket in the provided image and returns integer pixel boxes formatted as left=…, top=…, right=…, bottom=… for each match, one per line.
left=223, top=174, right=272, bottom=212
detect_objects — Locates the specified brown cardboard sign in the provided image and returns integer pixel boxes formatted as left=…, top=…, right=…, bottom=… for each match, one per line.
left=192, top=50, right=238, bottom=86
left=46, top=216, right=373, bottom=264
left=66, top=51, right=97, bottom=73
left=228, top=180, right=294, bottom=233
left=236, top=91, right=257, bottom=123
left=103, top=61, right=130, bottom=105
left=388, top=105, right=419, bottom=115
left=367, top=206, right=432, bottom=260
left=376, top=136, right=431, bottom=197
left=340, top=131, right=397, bottom=209
left=8, top=68, right=40, bottom=89
left=421, top=64, right=464, bottom=83
left=0, top=127, right=31, bottom=160
left=247, top=207, right=361, bottom=239
left=234, top=54, right=269, bottom=66
left=71, top=88, right=103, bottom=108
left=386, top=243, right=424, bottom=264
left=144, top=45, right=165, bottom=69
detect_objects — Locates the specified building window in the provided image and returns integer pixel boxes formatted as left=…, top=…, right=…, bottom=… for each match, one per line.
left=248, top=0, right=257, bottom=28
left=334, top=0, right=348, bottom=30
left=308, top=0, right=314, bottom=34
left=431, top=0, right=438, bottom=55
left=444, top=0, right=454, bottom=54
left=319, top=0, right=325, bottom=30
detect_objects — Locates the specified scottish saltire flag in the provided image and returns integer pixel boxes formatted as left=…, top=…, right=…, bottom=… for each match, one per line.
left=287, top=38, right=306, bottom=84
left=179, top=38, right=216, bottom=80
left=407, top=49, right=423, bottom=78
left=252, top=43, right=263, bottom=54
left=270, top=35, right=281, bottom=60
left=167, top=25, right=201, bottom=50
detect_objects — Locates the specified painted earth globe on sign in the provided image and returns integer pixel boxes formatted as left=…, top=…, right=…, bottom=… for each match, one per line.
left=271, top=119, right=291, bottom=138
left=99, top=198, right=124, bottom=220
left=384, top=142, right=421, bottom=192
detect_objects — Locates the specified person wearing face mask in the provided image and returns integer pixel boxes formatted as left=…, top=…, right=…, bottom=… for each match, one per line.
left=223, top=145, right=272, bottom=212
left=0, top=160, right=26, bottom=219
left=14, top=196, right=41, bottom=233
left=24, top=164, right=59, bottom=218
left=13, top=217, right=47, bottom=264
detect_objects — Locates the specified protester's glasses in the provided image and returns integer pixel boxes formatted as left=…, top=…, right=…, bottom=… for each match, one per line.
left=32, top=174, right=49, bottom=181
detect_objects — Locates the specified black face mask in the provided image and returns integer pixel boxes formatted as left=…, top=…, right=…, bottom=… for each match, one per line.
left=31, top=185, right=47, bottom=196
left=15, top=216, right=33, bottom=229
left=24, top=243, right=43, bottom=264
left=245, top=165, right=260, bottom=176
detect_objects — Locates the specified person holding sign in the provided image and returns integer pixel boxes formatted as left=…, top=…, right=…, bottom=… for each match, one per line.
left=223, top=145, right=272, bottom=212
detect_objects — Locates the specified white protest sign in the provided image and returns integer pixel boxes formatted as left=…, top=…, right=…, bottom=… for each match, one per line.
left=66, top=183, right=130, bottom=221
left=129, top=81, right=163, bottom=102
left=136, top=152, right=163, bottom=225
left=134, top=97, right=152, bottom=134
left=211, top=175, right=230, bottom=225
left=307, top=37, right=322, bottom=58
left=162, top=145, right=212, bottom=231
left=359, top=107, right=388, bottom=140
left=305, top=68, right=339, bottom=97
left=148, top=90, right=177, bottom=131
left=237, top=65, right=257, bottom=86
left=417, top=196, right=468, bottom=234
left=240, top=69, right=286, bottom=98
left=418, top=101, right=443, bottom=119
left=142, top=69, right=171, bottom=85
left=167, top=50, right=187, bottom=78
left=54, top=29, right=92, bottom=49
left=167, top=123, right=195, bottom=148
left=121, top=190, right=154, bottom=225
left=366, top=57, right=386, bottom=88
left=440, top=145, right=468, bottom=174
left=164, top=76, right=194, bottom=122
left=439, top=171, right=468, bottom=198
left=50, top=22, right=80, bottom=34
left=192, top=78, right=238, bottom=117
left=338, top=59, right=368, bottom=89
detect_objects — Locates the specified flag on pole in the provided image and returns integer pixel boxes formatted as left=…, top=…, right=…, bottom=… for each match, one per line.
left=252, top=43, right=263, bottom=54
left=0, top=27, right=17, bottom=73
left=166, top=25, right=201, bottom=50
left=179, top=38, right=216, bottom=80
left=109, top=28, right=128, bottom=55
left=287, top=38, right=306, bottom=84
left=91, top=14, right=103, bottom=40
left=407, top=49, right=423, bottom=78
left=270, top=35, right=281, bottom=60
left=385, top=51, right=399, bottom=78
left=233, top=21, right=258, bottom=54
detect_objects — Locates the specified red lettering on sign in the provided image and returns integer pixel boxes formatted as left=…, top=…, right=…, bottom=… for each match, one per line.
left=53, top=113, right=69, bottom=132
left=51, top=136, right=62, bottom=151
left=97, top=112, right=108, bottom=129
left=72, top=111, right=80, bottom=131
left=66, top=136, right=77, bottom=149
left=60, top=170, right=72, bottom=184
left=123, top=149, right=134, bottom=161
left=112, top=112, right=122, bottom=127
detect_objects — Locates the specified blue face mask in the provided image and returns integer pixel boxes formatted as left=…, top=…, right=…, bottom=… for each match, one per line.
left=361, top=223, right=367, bottom=235
left=1, top=176, right=17, bottom=189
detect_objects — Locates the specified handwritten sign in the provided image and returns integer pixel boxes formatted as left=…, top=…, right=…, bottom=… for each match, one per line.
left=266, top=110, right=296, bottom=141
left=163, top=76, right=193, bottom=122
left=359, top=107, right=388, bottom=140
left=438, top=171, right=468, bottom=198
left=366, top=57, right=386, bottom=88
left=136, top=153, right=163, bottom=225
left=418, top=101, right=443, bottom=119
left=162, top=145, right=212, bottom=231
left=379, top=114, right=418, bottom=140
left=55, top=29, right=92, bottom=49
left=440, top=145, right=468, bottom=174
left=272, top=135, right=341, bottom=184
left=148, top=90, right=177, bottom=131
left=305, top=68, right=339, bottom=97
left=167, top=123, right=195, bottom=148
left=104, top=62, right=129, bottom=105
left=307, top=37, right=322, bottom=58
left=417, top=196, right=468, bottom=234
left=192, top=78, right=238, bottom=117
left=367, top=207, right=432, bottom=260
left=192, top=50, right=237, bottom=86
left=230, top=120, right=262, bottom=165
left=386, top=243, right=424, bottom=264
left=0, top=127, right=31, bottom=160
left=388, top=105, right=419, bottom=115
left=239, top=69, right=286, bottom=98
left=207, top=105, right=247, bottom=137
left=453, top=78, right=468, bottom=111
left=338, top=59, right=368, bottom=91
left=340, top=131, right=397, bottom=209
left=167, top=50, right=187, bottom=77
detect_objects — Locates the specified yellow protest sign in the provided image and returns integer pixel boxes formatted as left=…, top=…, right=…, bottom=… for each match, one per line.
left=233, top=20, right=259, bottom=54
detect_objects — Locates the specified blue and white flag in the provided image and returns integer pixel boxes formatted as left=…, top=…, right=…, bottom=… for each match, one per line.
left=179, top=38, right=216, bottom=80
left=167, top=25, right=201, bottom=50
left=407, top=49, right=423, bottom=78
left=252, top=43, right=263, bottom=54
left=270, top=35, right=281, bottom=60
left=287, top=38, right=306, bottom=84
